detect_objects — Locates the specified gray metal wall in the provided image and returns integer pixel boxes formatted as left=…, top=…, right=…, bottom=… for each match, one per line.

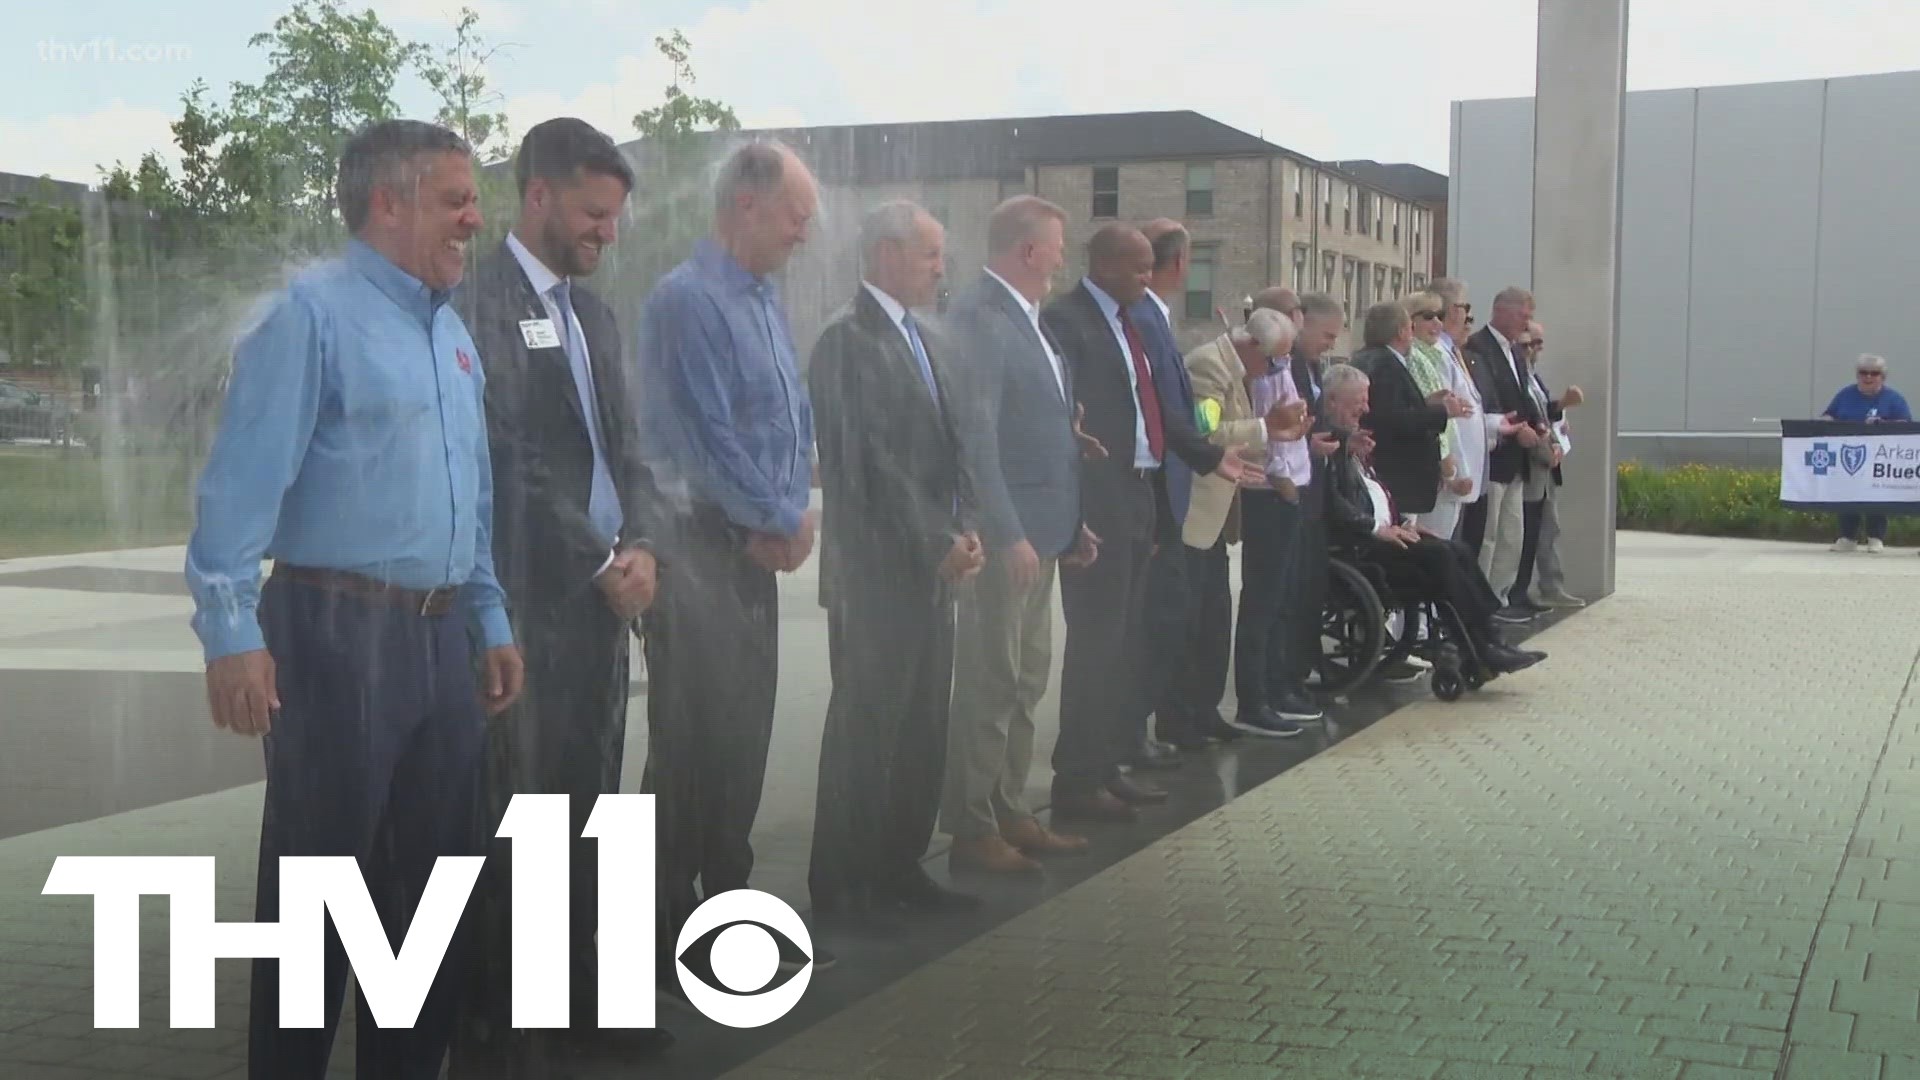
left=1449, top=69, right=1920, bottom=466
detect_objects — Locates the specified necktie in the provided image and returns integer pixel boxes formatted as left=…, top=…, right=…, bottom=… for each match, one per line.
left=902, top=313, right=940, bottom=411
left=1117, top=306, right=1165, bottom=462
left=552, top=280, right=622, bottom=545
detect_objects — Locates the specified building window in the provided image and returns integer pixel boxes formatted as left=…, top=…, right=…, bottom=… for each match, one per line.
left=1185, top=163, right=1214, bottom=216
left=1374, top=266, right=1387, bottom=303
left=1415, top=212, right=1423, bottom=253
left=1355, top=190, right=1371, bottom=235
left=1322, top=177, right=1333, bottom=225
left=1292, top=243, right=1309, bottom=290
left=1342, top=257, right=1356, bottom=319
left=1391, top=268, right=1404, bottom=298
left=1292, top=167, right=1304, bottom=218
left=1322, top=251, right=1337, bottom=290
left=1393, top=203, right=1402, bottom=247
left=1091, top=166, right=1119, bottom=218
left=1185, top=245, right=1217, bottom=322
left=1343, top=186, right=1352, bottom=233
left=1374, top=201, right=1383, bottom=241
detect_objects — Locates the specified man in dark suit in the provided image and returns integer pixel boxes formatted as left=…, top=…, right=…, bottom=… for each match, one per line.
left=1462, top=286, right=1548, bottom=615
left=1129, top=219, right=1248, bottom=760
left=808, top=200, right=985, bottom=921
left=940, top=195, right=1099, bottom=876
left=1351, top=300, right=1471, bottom=518
left=1041, top=224, right=1243, bottom=821
left=450, top=118, right=666, bottom=1076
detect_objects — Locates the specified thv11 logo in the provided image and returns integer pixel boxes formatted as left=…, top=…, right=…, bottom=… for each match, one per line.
left=41, top=794, right=812, bottom=1030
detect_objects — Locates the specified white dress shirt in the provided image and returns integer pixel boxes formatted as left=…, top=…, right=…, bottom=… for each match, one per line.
left=505, top=231, right=617, bottom=579
left=984, top=267, right=1066, bottom=400
left=1081, top=277, right=1157, bottom=469
left=861, top=279, right=917, bottom=354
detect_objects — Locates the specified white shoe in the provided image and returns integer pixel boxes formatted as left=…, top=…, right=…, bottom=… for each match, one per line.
left=1832, top=538, right=1858, bottom=552
left=1867, top=538, right=1885, bottom=553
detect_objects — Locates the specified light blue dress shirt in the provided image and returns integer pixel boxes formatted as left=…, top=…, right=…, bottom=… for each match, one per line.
left=184, top=239, right=513, bottom=662
left=1080, top=278, right=1158, bottom=469
left=636, top=239, right=814, bottom=536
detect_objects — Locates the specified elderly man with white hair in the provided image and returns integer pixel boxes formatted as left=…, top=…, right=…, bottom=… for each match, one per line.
left=1821, top=352, right=1912, bottom=553
left=1160, top=307, right=1311, bottom=746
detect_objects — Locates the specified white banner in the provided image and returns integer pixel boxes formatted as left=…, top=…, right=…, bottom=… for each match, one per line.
left=1780, top=421, right=1920, bottom=509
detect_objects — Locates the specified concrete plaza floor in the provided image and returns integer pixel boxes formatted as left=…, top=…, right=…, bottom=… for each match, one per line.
left=0, top=531, right=1915, bottom=1079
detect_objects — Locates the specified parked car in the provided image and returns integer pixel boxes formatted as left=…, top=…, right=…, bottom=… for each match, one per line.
left=0, top=380, right=75, bottom=445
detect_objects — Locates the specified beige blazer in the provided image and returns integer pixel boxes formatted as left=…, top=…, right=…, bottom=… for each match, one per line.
left=1182, top=333, right=1271, bottom=549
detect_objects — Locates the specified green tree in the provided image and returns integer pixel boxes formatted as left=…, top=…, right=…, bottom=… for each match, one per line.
left=0, top=187, right=89, bottom=367
left=418, top=6, right=515, bottom=163
left=596, top=30, right=741, bottom=314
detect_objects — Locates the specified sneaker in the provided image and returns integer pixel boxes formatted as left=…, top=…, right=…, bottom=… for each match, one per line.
left=1375, top=660, right=1426, bottom=684
left=1232, top=709, right=1305, bottom=738
left=1272, top=689, right=1325, bottom=722
left=1832, top=538, right=1858, bottom=552
left=1493, top=605, right=1535, bottom=625
left=1535, top=589, right=1587, bottom=608
left=1866, top=538, right=1885, bottom=553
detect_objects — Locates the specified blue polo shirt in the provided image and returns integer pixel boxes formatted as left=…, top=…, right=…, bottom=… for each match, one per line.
left=1824, top=385, right=1912, bottom=422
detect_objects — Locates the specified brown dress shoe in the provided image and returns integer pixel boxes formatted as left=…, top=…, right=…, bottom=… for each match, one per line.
left=1001, top=816, right=1089, bottom=855
left=949, top=835, right=1043, bottom=874
left=1051, top=786, right=1138, bottom=822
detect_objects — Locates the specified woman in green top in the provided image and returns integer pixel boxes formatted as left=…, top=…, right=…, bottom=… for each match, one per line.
left=1401, top=293, right=1470, bottom=532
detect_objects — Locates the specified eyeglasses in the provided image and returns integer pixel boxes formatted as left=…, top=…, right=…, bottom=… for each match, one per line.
left=1414, top=310, right=1442, bottom=321
left=1859, top=369, right=1885, bottom=378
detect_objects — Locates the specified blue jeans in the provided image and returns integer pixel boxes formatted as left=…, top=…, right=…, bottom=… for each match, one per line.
left=1838, top=514, right=1887, bottom=541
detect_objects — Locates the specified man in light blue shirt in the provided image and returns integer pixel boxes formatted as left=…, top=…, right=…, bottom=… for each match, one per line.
left=633, top=139, right=827, bottom=972
left=183, top=119, right=521, bottom=1080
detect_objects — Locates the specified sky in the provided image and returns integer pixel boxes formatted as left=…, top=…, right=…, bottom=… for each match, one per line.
left=6, top=0, right=1920, bottom=188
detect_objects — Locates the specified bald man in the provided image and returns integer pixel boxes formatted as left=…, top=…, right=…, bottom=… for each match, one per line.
left=1039, top=224, right=1243, bottom=821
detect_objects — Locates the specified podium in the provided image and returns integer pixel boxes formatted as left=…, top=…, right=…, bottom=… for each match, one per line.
left=1779, top=419, right=1920, bottom=513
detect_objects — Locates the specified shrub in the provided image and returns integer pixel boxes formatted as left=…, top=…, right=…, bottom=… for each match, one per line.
left=1616, top=461, right=1920, bottom=542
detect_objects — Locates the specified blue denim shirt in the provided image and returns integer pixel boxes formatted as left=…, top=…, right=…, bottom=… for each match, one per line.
left=184, top=239, right=512, bottom=662
left=636, top=239, right=814, bottom=536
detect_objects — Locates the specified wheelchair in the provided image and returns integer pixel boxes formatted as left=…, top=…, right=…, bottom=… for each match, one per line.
left=1315, top=547, right=1494, bottom=702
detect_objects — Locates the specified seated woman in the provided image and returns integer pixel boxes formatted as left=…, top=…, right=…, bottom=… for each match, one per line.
left=1318, top=362, right=1543, bottom=677
left=1821, top=353, right=1911, bottom=553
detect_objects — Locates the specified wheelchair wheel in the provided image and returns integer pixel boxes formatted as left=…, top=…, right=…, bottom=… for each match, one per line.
left=1432, top=670, right=1465, bottom=701
left=1317, top=558, right=1386, bottom=692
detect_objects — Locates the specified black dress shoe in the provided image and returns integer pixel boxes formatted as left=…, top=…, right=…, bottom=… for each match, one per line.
left=1107, top=774, right=1168, bottom=805
left=1130, top=738, right=1185, bottom=770
left=881, top=867, right=983, bottom=913
left=1161, top=725, right=1212, bottom=751
left=1200, top=711, right=1244, bottom=742
left=1483, top=643, right=1541, bottom=674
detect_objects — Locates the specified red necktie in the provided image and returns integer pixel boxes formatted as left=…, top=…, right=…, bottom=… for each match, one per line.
left=1117, top=307, right=1165, bottom=462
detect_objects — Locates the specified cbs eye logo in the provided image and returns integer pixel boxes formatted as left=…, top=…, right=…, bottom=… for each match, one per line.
left=674, top=890, right=815, bottom=1027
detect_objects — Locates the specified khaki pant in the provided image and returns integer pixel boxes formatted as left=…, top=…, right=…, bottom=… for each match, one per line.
left=1478, top=478, right=1530, bottom=606
left=941, top=554, right=1056, bottom=840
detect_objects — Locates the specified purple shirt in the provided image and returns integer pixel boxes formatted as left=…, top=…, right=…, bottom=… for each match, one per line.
left=1248, top=366, right=1312, bottom=486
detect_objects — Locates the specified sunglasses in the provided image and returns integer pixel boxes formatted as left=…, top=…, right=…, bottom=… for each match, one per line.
left=1859, top=369, right=1885, bottom=377
left=1414, top=310, right=1442, bottom=321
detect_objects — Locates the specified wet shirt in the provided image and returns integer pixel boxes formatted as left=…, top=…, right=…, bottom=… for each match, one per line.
left=184, top=239, right=512, bottom=662
left=636, top=239, right=814, bottom=536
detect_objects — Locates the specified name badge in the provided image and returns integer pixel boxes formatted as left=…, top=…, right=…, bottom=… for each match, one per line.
left=519, top=319, right=561, bottom=350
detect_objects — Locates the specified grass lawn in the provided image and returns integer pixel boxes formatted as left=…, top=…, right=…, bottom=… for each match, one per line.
left=0, top=447, right=197, bottom=559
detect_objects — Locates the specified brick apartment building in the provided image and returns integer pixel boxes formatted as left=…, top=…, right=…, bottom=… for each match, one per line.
left=616, top=110, right=1439, bottom=359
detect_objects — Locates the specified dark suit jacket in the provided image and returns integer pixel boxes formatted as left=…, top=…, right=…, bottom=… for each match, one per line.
left=1042, top=282, right=1222, bottom=542
left=1462, top=326, right=1543, bottom=486
left=457, top=240, right=659, bottom=610
left=941, top=273, right=1081, bottom=558
left=1130, top=293, right=1210, bottom=528
left=808, top=286, right=977, bottom=608
left=1353, top=344, right=1449, bottom=515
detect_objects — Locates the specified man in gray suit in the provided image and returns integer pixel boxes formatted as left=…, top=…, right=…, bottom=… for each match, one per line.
left=940, top=195, right=1099, bottom=875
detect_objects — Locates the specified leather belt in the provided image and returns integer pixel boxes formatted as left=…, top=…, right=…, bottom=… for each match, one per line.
left=272, top=563, right=458, bottom=616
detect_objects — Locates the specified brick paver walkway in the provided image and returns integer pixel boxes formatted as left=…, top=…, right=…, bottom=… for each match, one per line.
left=728, top=533, right=1920, bottom=1080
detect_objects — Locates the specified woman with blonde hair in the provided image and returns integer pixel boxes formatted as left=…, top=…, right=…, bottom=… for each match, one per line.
left=1400, top=290, right=1477, bottom=537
